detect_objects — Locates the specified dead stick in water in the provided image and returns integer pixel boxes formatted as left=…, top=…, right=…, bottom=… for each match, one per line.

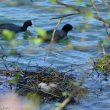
left=51, top=18, right=62, bottom=43
left=54, top=88, right=81, bottom=110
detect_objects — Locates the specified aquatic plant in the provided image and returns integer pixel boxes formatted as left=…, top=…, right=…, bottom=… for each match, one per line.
left=94, top=54, right=110, bottom=79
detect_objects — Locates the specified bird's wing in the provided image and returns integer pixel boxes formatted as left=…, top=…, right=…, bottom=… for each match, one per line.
left=0, top=23, right=21, bottom=33
left=38, top=29, right=66, bottom=41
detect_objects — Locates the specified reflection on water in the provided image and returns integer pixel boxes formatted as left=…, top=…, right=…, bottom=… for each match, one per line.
left=0, top=0, right=110, bottom=110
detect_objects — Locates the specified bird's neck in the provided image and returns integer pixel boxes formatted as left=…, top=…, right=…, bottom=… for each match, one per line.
left=22, top=25, right=28, bottom=31
left=62, top=29, right=68, bottom=33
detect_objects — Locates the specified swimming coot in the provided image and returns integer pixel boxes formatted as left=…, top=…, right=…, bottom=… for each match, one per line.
left=0, top=20, right=32, bottom=33
left=38, top=24, right=73, bottom=42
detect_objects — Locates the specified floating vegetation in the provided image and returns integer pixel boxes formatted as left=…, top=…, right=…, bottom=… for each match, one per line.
left=14, top=66, right=88, bottom=103
left=94, top=54, right=110, bottom=78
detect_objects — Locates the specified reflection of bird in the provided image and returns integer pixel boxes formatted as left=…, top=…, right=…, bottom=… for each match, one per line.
left=38, top=24, right=73, bottom=42
left=0, top=20, right=32, bottom=33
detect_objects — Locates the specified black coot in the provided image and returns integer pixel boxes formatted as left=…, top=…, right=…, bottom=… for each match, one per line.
left=0, top=20, right=32, bottom=33
left=38, top=24, right=73, bottom=42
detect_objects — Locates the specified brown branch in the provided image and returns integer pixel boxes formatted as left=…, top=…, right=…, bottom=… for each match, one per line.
left=51, top=18, right=62, bottom=42
left=53, top=0, right=110, bottom=27
left=55, top=0, right=89, bottom=13
left=54, top=97, right=73, bottom=110
left=90, top=0, right=109, bottom=35
left=51, top=13, right=79, bottom=19
left=102, top=0, right=110, bottom=11
left=90, top=0, right=101, bottom=17
left=54, top=88, right=81, bottom=110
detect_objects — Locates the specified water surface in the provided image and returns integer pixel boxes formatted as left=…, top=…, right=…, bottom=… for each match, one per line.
left=0, top=0, right=110, bottom=110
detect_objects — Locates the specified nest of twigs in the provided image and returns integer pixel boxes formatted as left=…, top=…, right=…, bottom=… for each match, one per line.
left=15, top=66, right=88, bottom=102
left=94, top=54, right=110, bottom=78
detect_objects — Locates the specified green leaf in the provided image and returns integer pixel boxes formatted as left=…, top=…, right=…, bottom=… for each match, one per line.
left=8, top=73, right=20, bottom=84
left=49, top=0, right=57, bottom=3
left=85, top=11, right=94, bottom=20
left=29, top=37, right=43, bottom=45
left=62, top=91, right=69, bottom=97
left=2, top=29, right=15, bottom=40
left=36, top=28, right=47, bottom=39
left=77, top=0, right=84, bottom=5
